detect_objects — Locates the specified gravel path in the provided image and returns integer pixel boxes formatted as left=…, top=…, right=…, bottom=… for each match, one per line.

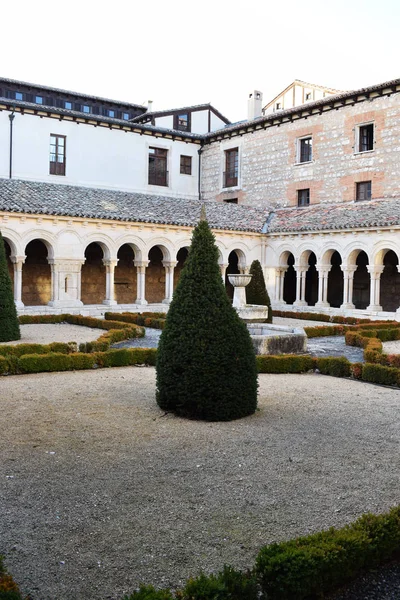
left=1, top=369, right=399, bottom=600
left=0, top=324, right=104, bottom=346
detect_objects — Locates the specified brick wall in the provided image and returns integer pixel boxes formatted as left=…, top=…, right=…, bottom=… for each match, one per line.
left=201, top=93, right=400, bottom=208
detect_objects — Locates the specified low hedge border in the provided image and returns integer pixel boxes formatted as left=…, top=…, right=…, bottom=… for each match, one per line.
left=105, top=311, right=166, bottom=330
left=5, top=505, right=399, bottom=599
left=272, top=310, right=372, bottom=325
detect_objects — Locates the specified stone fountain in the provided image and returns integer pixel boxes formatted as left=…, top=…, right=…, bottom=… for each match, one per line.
left=228, top=273, right=307, bottom=355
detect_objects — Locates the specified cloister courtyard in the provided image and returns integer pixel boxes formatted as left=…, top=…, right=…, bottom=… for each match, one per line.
left=1, top=358, right=399, bottom=600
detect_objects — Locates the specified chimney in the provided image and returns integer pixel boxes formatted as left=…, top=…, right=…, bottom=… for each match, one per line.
left=248, top=90, right=263, bottom=120
left=147, top=100, right=153, bottom=112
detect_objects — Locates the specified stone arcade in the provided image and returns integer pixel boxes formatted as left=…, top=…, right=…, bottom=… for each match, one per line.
left=1, top=76, right=400, bottom=318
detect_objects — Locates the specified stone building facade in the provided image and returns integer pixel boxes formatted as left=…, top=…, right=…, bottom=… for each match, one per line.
left=1, top=76, right=400, bottom=319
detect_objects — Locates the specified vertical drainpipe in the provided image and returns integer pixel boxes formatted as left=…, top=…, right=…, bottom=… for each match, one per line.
left=198, top=145, right=203, bottom=201
left=9, top=110, right=15, bottom=179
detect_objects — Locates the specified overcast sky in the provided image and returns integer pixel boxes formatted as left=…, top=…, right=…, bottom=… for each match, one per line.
left=3, top=0, right=399, bottom=122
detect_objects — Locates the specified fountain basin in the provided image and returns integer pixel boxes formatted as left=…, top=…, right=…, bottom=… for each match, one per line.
left=247, top=323, right=307, bottom=355
left=235, top=304, right=270, bottom=322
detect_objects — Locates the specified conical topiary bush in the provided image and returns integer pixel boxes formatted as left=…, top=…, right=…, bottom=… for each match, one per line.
left=0, top=231, right=21, bottom=342
left=156, top=217, right=258, bottom=421
left=246, top=259, right=272, bottom=323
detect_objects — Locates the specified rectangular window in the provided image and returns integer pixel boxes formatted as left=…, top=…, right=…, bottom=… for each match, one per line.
left=224, top=198, right=238, bottom=204
left=35, top=96, right=43, bottom=104
left=108, top=109, right=115, bottom=118
left=180, top=155, right=192, bottom=175
left=297, top=188, right=310, bottom=207
left=148, top=147, right=168, bottom=186
left=357, top=123, right=374, bottom=152
left=49, top=135, right=66, bottom=176
left=122, top=112, right=130, bottom=120
left=82, top=104, right=91, bottom=113
left=224, top=148, right=239, bottom=188
left=275, top=102, right=281, bottom=110
left=15, top=92, right=23, bottom=100
left=356, top=181, right=372, bottom=201
left=64, top=101, right=72, bottom=109
left=174, top=113, right=191, bottom=132
left=298, top=137, right=312, bottom=163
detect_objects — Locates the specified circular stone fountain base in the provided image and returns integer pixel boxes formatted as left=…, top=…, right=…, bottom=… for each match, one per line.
left=247, top=323, right=307, bottom=355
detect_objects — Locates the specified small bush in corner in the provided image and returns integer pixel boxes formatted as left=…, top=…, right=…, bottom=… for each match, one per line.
left=246, top=260, right=272, bottom=322
left=362, top=363, right=400, bottom=386
left=177, top=566, right=258, bottom=600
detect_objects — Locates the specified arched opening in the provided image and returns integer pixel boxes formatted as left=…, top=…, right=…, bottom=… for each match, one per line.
left=225, top=250, right=240, bottom=300
left=81, top=243, right=106, bottom=305
left=327, top=251, right=344, bottom=308
left=115, top=244, right=136, bottom=304
left=22, top=240, right=51, bottom=306
left=305, top=252, right=318, bottom=306
left=174, top=247, right=189, bottom=289
left=353, top=251, right=370, bottom=309
left=380, top=250, right=400, bottom=312
left=3, top=239, right=14, bottom=288
left=147, top=246, right=165, bottom=303
left=283, top=253, right=296, bottom=304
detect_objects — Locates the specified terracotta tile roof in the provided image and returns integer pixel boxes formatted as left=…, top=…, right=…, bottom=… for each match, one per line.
left=268, top=199, right=400, bottom=233
left=0, top=179, right=267, bottom=233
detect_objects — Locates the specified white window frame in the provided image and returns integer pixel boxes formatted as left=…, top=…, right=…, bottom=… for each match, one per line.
left=354, top=122, right=375, bottom=154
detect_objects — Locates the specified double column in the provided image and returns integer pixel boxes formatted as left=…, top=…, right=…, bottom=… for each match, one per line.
left=10, top=255, right=25, bottom=309
left=293, top=266, right=307, bottom=306
left=48, top=259, right=85, bottom=307
left=367, top=265, right=384, bottom=312
left=162, top=261, right=177, bottom=304
left=340, top=266, right=357, bottom=309
left=315, top=265, right=331, bottom=308
left=274, top=267, right=287, bottom=303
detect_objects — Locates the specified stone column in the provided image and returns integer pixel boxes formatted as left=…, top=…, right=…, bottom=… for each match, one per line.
left=293, top=267, right=307, bottom=306
left=315, top=265, right=331, bottom=308
left=135, top=260, right=149, bottom=305
left=274, top=267, right=287, bottom=303
left=47, top=260, right=84, bottom=308
left=219, top=263, right=228, bottom=283
left=367, top=265, right=384, bottom=312
left=340, top=266, right=357, bottom=309
left=10, top=255, right=25, bottom=309
left=103, top=260, right=118, bottom=306
left=162, top=261, right=177, bottom=304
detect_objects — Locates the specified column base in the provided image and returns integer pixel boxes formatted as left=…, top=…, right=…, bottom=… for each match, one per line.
left=15, top=300, right=25, bottom=309
left=315, top=302, right=330, bottom=309
left=293, top=301, right=307, bottom=307
left=102, top=300, right=118, bottom=306
left=340, top=303, right=355, bottom=310
left=162, top=298, right=171, bottom=304
left=48, top=299, right=84, bottom=308
left=135, top=299, right=148, bottom=306
left=367, top=305, right=382, bottom=312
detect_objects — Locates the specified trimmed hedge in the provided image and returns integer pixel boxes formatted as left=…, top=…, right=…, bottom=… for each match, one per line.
left=257, top=355, right=314, bottom=374
left=105, top=312, right=166, bottom=330
left=255, top=505, right=400, bottom=600
left=272, top=310, right=372, bottom=325
left=362, top=363, right=400, bottom=386
left=304, top=325, right=347, bottom=338
left=317, top=356, right=351, bottom=377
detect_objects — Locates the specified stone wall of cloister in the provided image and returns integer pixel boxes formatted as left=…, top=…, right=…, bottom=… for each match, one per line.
left=266, top=229, right=400, bottom=318
left=0, top=212, right=263, bottom=315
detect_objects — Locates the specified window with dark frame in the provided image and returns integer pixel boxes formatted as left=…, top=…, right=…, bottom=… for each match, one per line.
left=224, top=198, right=238, bottom=204
left=174, top=113, right=191, bottom=132
left=297, top=188, right=310, bottom=207
left=358, top=123, right=374, bottom=152
left=180, top=155, right=192, bottom=175
left=224, top=148, right=239, bottom=187
left=148, top=147, right=168, bottom=186
left=299, top=137, right=312, bottom=163
left=49, top=134, right=66, bottom=176
left=356, top=181, right=372, bottom=201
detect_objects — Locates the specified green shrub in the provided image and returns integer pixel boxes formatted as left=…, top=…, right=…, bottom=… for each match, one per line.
left=179, top=566, right=258, bottom=600
left=124, top=586, right=174, bottom=600
left=362, top=363, right=400, bottom=386
left=256, top=527, right=369, bottom=599
left=0, top=356, right=8, bottom=375
left=351, top=362, right=363, bottom=380
left=0, top=232, right=20, bottom=343
left=96, top=348, right=157, bottom=368
left=316, top=357, right=351, bottom=377
left=156, top=217, right=258, bottom=421
left=305, top=325, right=346, bottom=338
left=70, top=353, right=96, bottom=370
left=246, top=260, right=272, bottom=322
left=18, top=352, right=73, bottom=374
left=257, top=355, right=314, bottom=374
left=105, top=312, right=165, bottom=330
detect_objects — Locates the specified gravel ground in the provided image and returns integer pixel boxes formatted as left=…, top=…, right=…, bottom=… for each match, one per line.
left=0, top=324, right=104, bottom=346
left=1, top=369, right=399, bottom=600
